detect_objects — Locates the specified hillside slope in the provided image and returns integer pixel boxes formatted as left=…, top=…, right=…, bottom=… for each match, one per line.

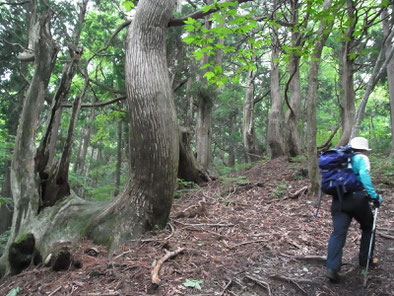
left=1, top=157, right=393, bottom=295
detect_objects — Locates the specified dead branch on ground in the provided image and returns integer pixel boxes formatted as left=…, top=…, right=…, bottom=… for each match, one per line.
left=151, top=247, right=185, bottom=285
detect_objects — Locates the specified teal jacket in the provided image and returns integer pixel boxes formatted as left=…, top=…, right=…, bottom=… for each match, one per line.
left=351, top=154, right=377, bottom=198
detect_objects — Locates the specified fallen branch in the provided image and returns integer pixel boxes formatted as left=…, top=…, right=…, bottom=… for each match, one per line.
left=220, top=279, right=233, bottom=296
left=173, top=221, right=234, bottom=227
left=229, top=239, right=268, bottom=250
left=270, top=275, right=310, bottom=295
left=151, top=247, right=185, bottom=285
left=48, top=286, right=62, bottom=296
left=288, top=186, right=308, bottom=199
left=244, top=275, right=272, bottom=296
left=378, top=232, right=394, bottom=240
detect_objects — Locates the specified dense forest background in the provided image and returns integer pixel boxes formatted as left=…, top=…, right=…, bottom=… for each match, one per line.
left=0, top=0, right=393, bottom=281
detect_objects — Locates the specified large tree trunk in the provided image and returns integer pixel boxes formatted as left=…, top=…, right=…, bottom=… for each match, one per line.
left=91, top=0, right=179, bottom=245
left=0, top=10, right=60, bottom=276
left=0, top=0, right=179, bottom=277
left=267, top=24, right=285, bottom=158
left=306, top=0, right=335, bottom=196
left=284, top=0, right=303, bottom=157
left=243, top=68, right=261, bottom=163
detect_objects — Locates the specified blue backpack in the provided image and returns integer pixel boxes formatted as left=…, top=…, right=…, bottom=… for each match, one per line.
left=318, top=145, right=363, bottom=196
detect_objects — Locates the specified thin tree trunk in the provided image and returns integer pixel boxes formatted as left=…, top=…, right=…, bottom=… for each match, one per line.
left=351, top=24, right=394, bottom=138
left=195, top=8, right=213, bottom=171
left=383, top=6, right=394, bottom=158
left=337, top=0, right=357, bottom=147
left=114, top=121, right=123, bottom=196
left=284, top=0, right=303, bottom=157
left=306, top=0, right=335, bottom=196
left=243, top=68, right=261, bottom=162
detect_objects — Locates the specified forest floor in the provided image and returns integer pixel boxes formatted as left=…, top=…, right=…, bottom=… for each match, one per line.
left=0, top=157, right=393, bottom=296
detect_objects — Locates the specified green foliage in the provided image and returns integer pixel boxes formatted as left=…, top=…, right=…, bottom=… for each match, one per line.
left=272, top=182, right=287, bottom=199
left=183, top=279, right=203, bottom=290
left=6, top=287, right=20, bottom=296
left=217, top=162, right=256, bottom=176
left=0, top=197, right=13, bottom=206
left=89, top=185, right=117, bottom=201
left=221, top=175, right=250, bottom=187
left=0, top=229, right=10, bottom=256
left=121, top=1, right=135, bottom=11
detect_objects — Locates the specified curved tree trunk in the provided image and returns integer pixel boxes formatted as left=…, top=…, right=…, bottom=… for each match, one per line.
left=0, top=0, right=179, bottom=277
left=89, top=0, right=179, bottom=247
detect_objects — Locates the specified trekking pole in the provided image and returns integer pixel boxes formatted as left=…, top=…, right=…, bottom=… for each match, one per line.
left=363, top=206, right=378, bottom=288
left=314, top=188, right=322, bottom=218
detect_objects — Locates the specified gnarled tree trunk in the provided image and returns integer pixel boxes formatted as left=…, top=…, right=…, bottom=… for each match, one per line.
left=0, top=0, right=179, bottom=278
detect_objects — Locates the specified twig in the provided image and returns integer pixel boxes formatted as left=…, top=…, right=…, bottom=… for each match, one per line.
left=288, top=186, right=308, bottom=199
left=220, top=279, right=232, bottom=296
left=48, top=286, right=62, bottom=296
left=151, top=247, right=185, bottom=285
left=173, top=221, right=234, bottom=227
left=164, top=222, right=176, bottom=240
left=244, top=275, right=272, bottom=296
left=229, top=239, right=268, bottom=250
left=270, top=274, right=314, bottom=295
left=113, top=249, right=133, bottom=260
left=378, top=232, right=394, bottom=240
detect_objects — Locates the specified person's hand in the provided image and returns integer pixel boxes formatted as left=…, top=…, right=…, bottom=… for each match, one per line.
left=372, top=195, right=383, bottom=208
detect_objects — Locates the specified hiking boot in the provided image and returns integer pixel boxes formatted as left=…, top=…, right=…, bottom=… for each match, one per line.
left=326, top=268, right=340, bottom=283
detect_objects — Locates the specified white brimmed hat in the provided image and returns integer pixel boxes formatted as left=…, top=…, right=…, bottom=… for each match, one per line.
left=349, top=137, right=371, bottom=151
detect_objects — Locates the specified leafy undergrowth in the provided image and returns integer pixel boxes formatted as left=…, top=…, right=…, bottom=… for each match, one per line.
left=0, top=157, right=393, bottom=296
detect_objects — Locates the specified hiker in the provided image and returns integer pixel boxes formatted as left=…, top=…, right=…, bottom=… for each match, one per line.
left=325, top=136, right=383, bottom=283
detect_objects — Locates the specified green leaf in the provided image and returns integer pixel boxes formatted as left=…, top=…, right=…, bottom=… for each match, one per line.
left=6, top=287, right=20, bottom=296
left=203, top=71, right=215, bottom=81
left=121, top=1, right=134, bottom=11
left=183, top=35, right=196, bottom=44
left=183, top=279, right=203, bottom=290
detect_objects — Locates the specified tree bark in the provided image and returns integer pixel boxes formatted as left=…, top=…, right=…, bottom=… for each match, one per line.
left=90, top=0, right=179, bottom=246
left=267, top=21, right=285, bottom=158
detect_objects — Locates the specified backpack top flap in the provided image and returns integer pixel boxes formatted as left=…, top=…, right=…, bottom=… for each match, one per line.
left=318, top=146, right=352, bottom=170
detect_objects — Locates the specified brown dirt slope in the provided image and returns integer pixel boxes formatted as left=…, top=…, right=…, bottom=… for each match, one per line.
left=0, top=157, right=393, bottom=295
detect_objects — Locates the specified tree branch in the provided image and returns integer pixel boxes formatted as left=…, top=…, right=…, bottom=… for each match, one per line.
left=151, top=247, right=185, bottom=285
left=168, top=0, right=255, bottom=27
left=62, top=96, right=126, bottom=108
